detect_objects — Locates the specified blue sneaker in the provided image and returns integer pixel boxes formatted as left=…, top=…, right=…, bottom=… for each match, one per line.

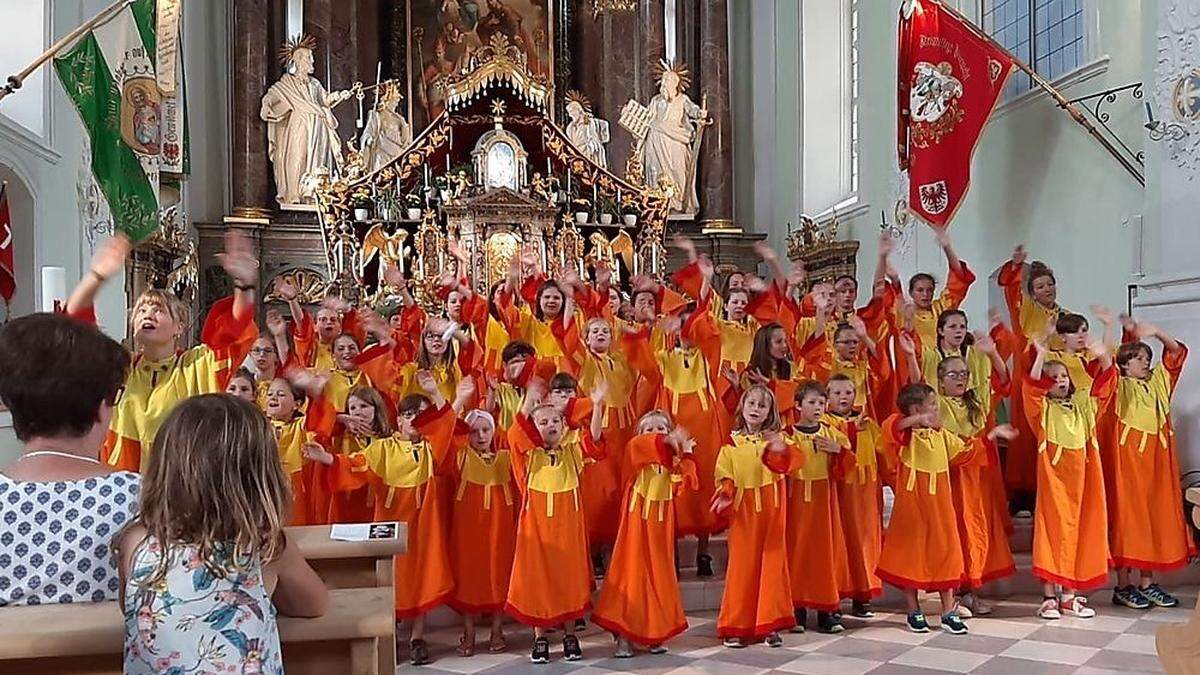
left=1141, top=584, right=1180, bottom=608
left=1112, top=585, right=1151, bottom=610
left=941, top=612, right=968, bottom=635
left=906, top=610, right=931, bottom=633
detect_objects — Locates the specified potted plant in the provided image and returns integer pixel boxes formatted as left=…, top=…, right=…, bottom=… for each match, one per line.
left=351, top=187, right=372, bottom=222
left=598, top=195, right=617, bottom=225
left=621, top=199, right=639, bottom=227
left=404, top=192, right=423, bottom=220
left=572, top=198, right=590, bottom=224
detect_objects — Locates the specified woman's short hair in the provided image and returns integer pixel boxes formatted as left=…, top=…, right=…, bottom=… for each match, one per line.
left=0, top=313, right=130, bottom=441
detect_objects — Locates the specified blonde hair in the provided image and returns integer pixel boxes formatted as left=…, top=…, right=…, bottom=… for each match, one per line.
left=132, top=289, right=190, bottom=333
left=132, top=394, right=290, bottom=587
left=734, top=385, right=782, bottom=433
left=348, top=386, right=394, bottom=437
left=637, top=409, right=672, bottom=434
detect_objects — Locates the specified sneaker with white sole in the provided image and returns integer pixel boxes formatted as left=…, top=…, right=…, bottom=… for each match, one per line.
left=960, top=592, right=993, bottom=616
left=941, top=612, right=969, bottom=635
left=1037, top=597, right=1062, bottom=620
left=906, top=610, right=931, bottom=633
left=1061, top=596, right=1095, bottom=618
left=1142, top=584, right=1180, bottom=608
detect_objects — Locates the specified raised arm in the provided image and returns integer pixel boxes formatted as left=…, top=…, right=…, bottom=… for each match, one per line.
left=67, top=234, right=133, bottom=317
left=873, top=232, right=895, bottom=289
left=1029, top=335, right=1049, bottom=380
left=1091, top=305, right=1117, bottom=352
left=932, top=224, right=963, bottom=276
left=896, top=331, right=921, bottom=385
left=216, top=229, right=260, bottom=320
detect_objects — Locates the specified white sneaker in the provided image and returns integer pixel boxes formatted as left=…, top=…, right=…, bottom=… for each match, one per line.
left=960, top=592, right=993, bottom=616
left=1061, top=596, right=1095, bottom=618
left=1037, top=598, right=1062, bottom=620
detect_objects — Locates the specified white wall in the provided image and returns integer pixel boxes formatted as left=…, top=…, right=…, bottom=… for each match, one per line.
left=0, top=0, right=229, bottom=464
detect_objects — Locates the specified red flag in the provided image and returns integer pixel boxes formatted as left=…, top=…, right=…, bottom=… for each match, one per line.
left=0, top=184, right=13, bottom=305
left=898, top=0, right=1014, bottom=227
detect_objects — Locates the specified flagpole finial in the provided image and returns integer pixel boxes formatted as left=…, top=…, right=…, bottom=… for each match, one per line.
left=901, top=0, right=919, bottom=19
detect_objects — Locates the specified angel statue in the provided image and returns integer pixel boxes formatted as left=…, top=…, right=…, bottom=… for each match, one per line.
left=638, top=60, right=710, bottom=215
left=361, top=80, right=413, bottom=173
left=260, top=35, right=353, bottom=207
left=565, top=90, right=610, bottom=169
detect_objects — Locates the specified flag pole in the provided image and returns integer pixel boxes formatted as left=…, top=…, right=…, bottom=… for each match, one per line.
left=929, top=0, right=1145, bottom=186
left=0, top=0, right=134, bottom=103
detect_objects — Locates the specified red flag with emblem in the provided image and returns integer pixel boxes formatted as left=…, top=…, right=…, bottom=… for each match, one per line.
left=0, top=184, right=13, bottom=305
left=898, top=0, right=1014, bottom=227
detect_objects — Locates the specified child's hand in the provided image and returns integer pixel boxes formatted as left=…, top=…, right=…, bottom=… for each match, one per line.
left=813, top=435, right=841, bottom=454
left=447, top=238, right=469, bottom=264
left=752, top=240, right=777, bottom=263
left=721, top=364, right=740, bottom=388
left=987, top=307, right=1005, bottom=332
left=336, top=414, right=373, bottom=437
left=709, top=489, right=734, bottom=515
left=381, top=263, right=405, bottom=289
left=973, top=331, right=996, bottom=355
left=745, top=368, right=770, bottom=387
left=763, top=431, right=788, bottom=454
left=896, top=332, right=916, bottom=356
left=878, top=230, right=895, bottom=257
left=788, top=262, right=807, bottom=288
left=288, top=368, right=329, bottom=396
left=1011, top=244, right=1027, bottom=266
left=1085, top=340, right=1108, bottom=360
left=302, top=442, right=334, bottom=466
left=595, top=261, right=612, bottom=288
left=660, top=314, right=682, bottom=336
left=668, top=426, right=695, bottom=455
left=854, top=416, right=868, bottom=431
left=360, top=309, right=390, bottom=341
left=217, top=229, right=259, bottom=288
left=1090, top=304, right=1115, bottom=326
left=1133, top=320, right=1161, bottom=341
left=987, top=424, right=1018, bottom=442
left=321, top=294, right=352, bottom=315
left=455, top=377, right=476, bottom=405
left=266, top=309, right=288, bottom=337
left=674, top=233, right=699, bottom=257
left=274, top=276, right=299, bottom=302
left=88, top=234, right=133, bottom=282
left=589, top=377, right=608, bottom=406
left=745, top=274, right=769, bottom=294
left=848, top=314, right=869, bottom=339
left=416, top=369, right=439, bottom=396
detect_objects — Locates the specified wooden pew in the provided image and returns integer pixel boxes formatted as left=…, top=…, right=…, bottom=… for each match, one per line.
left=288, top=523, right=408, bottom=673
left=0, top=587, right=394, bottom=675
left=1156, top=488, right=1200, bottom=673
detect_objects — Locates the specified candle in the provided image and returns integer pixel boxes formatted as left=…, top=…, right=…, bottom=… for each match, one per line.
left=446, top=152, right=451, bottom=172
left=567, top=170, right=572, bottom=195
left=593, top=184, right=597, bottom=202
left=547, top=157, right=552, bottom=176
left=424, top=164, right=430, bottom=188
left=41, top=266, right=66, bottom=313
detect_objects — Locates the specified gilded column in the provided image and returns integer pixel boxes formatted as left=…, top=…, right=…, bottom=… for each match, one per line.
left=229, top=0, right=274, bottom=218
left=698, top=0, right=736, bottom=230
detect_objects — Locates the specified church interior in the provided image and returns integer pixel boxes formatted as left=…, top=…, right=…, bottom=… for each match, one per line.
left=1, top=0, right=1200, bottom=673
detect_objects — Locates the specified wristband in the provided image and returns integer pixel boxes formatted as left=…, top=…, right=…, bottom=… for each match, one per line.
left=89, top=269, right=107, bottom=282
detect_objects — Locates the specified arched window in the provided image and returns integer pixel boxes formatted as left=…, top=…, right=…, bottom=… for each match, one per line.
left=800, top=0, right=859, bottom=217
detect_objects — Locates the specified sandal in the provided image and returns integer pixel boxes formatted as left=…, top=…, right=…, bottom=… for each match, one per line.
left=456, top=635, right=475, bottom=657
left=488, top=633, right=507, bottom=653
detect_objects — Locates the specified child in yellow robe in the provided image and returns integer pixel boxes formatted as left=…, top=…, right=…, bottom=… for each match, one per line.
left=264, top=377, right=317, bottom=525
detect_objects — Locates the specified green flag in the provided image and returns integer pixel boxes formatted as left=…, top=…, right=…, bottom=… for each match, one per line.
left=53, top=0, right=187, bottom=241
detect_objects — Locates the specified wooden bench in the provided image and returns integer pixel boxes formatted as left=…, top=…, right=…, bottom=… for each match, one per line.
left=288, top=523, right=408, bottom=673
left=0, top=587, right=394, bottom=675
left=1156, top=488, right=1200, bottom=673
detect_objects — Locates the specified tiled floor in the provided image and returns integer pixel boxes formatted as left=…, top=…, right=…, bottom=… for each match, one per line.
left=404, top=592, right=1194, bottom=673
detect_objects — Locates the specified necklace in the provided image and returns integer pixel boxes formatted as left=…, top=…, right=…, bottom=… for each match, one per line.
left=19, top=450, right=103, bottom=465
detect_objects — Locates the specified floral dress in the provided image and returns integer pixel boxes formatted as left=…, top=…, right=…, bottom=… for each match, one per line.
left=122, top=537, right=283, bottom=675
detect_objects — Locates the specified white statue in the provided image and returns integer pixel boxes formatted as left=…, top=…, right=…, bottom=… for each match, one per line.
left=565, top=90, right=610, bottom=169
left=638, top=61, right=709, bottom=215
left=361, top=81, right=413, bottom=174
left=260, top=35, right=353, bottom=206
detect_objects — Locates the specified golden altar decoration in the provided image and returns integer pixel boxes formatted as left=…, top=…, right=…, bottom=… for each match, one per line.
left=786, top=212, right=859, bottom=290
left=312, top=33, right=670, bottom=306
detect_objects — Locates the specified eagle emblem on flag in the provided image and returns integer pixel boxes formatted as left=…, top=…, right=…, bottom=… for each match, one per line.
left=918, top=180, right=949, bottom=215
left=910, top=61, right=965, bottom=148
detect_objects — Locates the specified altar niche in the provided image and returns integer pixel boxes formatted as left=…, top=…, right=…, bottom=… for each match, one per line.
left=313, top=33, right=671, bottom=308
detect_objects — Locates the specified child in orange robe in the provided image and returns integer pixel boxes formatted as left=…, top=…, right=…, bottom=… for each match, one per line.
left=999, top=245, right=1071, bottom=499
left=904, top=330, right=1018, bottom=618
left=264, top=377, right=318, bottom=525
left=876, top=383, right=975, bottom=635
left=1102, top=320, right=1194, bottom=609
left=622, top=291, right=730, bottom=575
left=742, top=321, right=828, bottom=424
left=305, top=377, right=460, bottom=666
left=506, top=379, right=606, bottom=664
left=825, top=374, right=886, bottom=617
left=712, top=385, right=803, bottom=648
left=825, top=316, right=892, bottom=420
left=785, top=381, right=853, bottom=634
left=421, top=396, right=518, bottom=655
left=1025, top=337, right=1117, bottom=620
left=66, top=234, right=259, bottom=473
left=592, top=412, right=699, bottom=657
left=895, top=224, right=975, bottom=346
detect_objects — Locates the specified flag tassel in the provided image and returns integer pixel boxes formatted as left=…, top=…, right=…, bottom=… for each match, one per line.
left=0, top=0, right=134, bottom=103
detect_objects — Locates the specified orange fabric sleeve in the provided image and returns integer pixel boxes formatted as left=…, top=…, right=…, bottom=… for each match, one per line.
left=324, top=451, right=375, bottom=494
left=682, top=293, right=722, bottom=380
left=675, top=455, right=699, bottom=494
left=998, top=261, right=1028, bottom=341
left=66, top=306, right=98, bottom=326
left=341, top=308, right=366, bottom=346
left=670, top=261, right=706, bottom=301
left=303, top=392, right=339, bottom=441
left=507, top=412, right=542, bottom=457
left=762, top=440, right=804, bottom=474
left=626, top=433, right=671, bottom=472
left=581, top=432, right=606, bottom=461
left=520, top=274, right=547, bottom=308
left=564, top=397, right=594, bottom=430
left=941, top=260, right=976, bottom=308
left=620, top=327, right=663, bottom=383
left=880, top=414, right=908, bottom=467
left=746, top=286, right=781, bottom=325
left=413, top=403, right=464, bottom=475
left=1021, top=374, right=1052, bottom=435
left=201, top=296, right=259, bottom=389
left=292, top=309, right=316, bottom=367
left=990, top=321, right=1019, bottom=363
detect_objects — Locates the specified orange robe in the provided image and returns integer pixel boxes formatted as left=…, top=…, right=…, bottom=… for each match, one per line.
left=876, top=416, right=976, bottom=590
left=306, top=368, right=374, bottom=523
left=714, top=432, right=803, bottom=640
left=101, top=296, right=258, bottom=472
left=786, top=423, right=853, bottom=611
left=592, top=434, right=697, bottom=646
left=999, top=261, right=1070, bottom=493
left=292, top=307, right=363, bottom=371
left=938, top=387, right=1017, bottom=589
left=1024, top=368, right=1117, bottom=589
left=1100, top=345, right=1195, bottom=571
left=324, top=404, right=458, bottom=617
left=504, top=414, right=604, bottom=627
left=420, top=413, right=518, bottom=614
left=827, top=412, right=885, bottom=601
left=272, top=416, right=318, bottom=526
left=622, top=298, right=731, bottom=537
left=899, top=261, right=977, bottom=346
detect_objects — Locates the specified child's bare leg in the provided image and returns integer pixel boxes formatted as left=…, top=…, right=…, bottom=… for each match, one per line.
left=1117, top=567, right=1132, bottom=587
left=490, top=613, right=504, bottom=640
left=1043, top=582, right=1057, bottom=598
left=938, top=590, right=955, bottom=615
left=904, top=588, right=920, bottom=613
left=534, top=626, right=546, bottom=639
left=563, top=620, right=577, bottom=637
left=1139, top=570, right=1154, bottom=589
left=411, top=614, right=426, bottom=641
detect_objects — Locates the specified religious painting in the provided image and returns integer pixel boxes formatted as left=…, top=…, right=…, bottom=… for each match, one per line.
left=407, top=0, right=554, bottom=130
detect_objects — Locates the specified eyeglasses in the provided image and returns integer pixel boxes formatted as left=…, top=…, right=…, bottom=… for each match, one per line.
left=943, top=370, right=970, bottom=381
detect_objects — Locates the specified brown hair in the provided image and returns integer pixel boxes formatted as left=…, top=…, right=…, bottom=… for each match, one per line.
left=734, top=384, right=782, bottom=433
left=794, top=379, right=828, bottom=406
left=1044, top=360, right=1077, bottom=397
left=417, top=319, right=456, bottom=370
left=1026, top=261, right=1055, bottom=296
left=748, top=323, right=791, bottom=380
left=908, top=272, right=937, bottom=293
left=348, top=386, right=393, bottom=436
left=0, top=313, right=130, bottom=441
left=897, top=383, right=936, bottom=415
left=937, top=356, right=983, bottom=427
left=1055, top=313, right=1088, bottom=335
left=133, top=394, right=290, bottom=586
left=1116, top=341, right=1153, bottom=375
left=533, top=280, right=565, bottom=321
left=549, top=372, right=578, bottom=392
left=936, top=309, right=974, bottom=351
left=397, top=393, right=431, bottom=417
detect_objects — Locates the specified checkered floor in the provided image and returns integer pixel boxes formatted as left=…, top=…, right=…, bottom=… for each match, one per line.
left=404, top=591, right=1194, bottom=673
